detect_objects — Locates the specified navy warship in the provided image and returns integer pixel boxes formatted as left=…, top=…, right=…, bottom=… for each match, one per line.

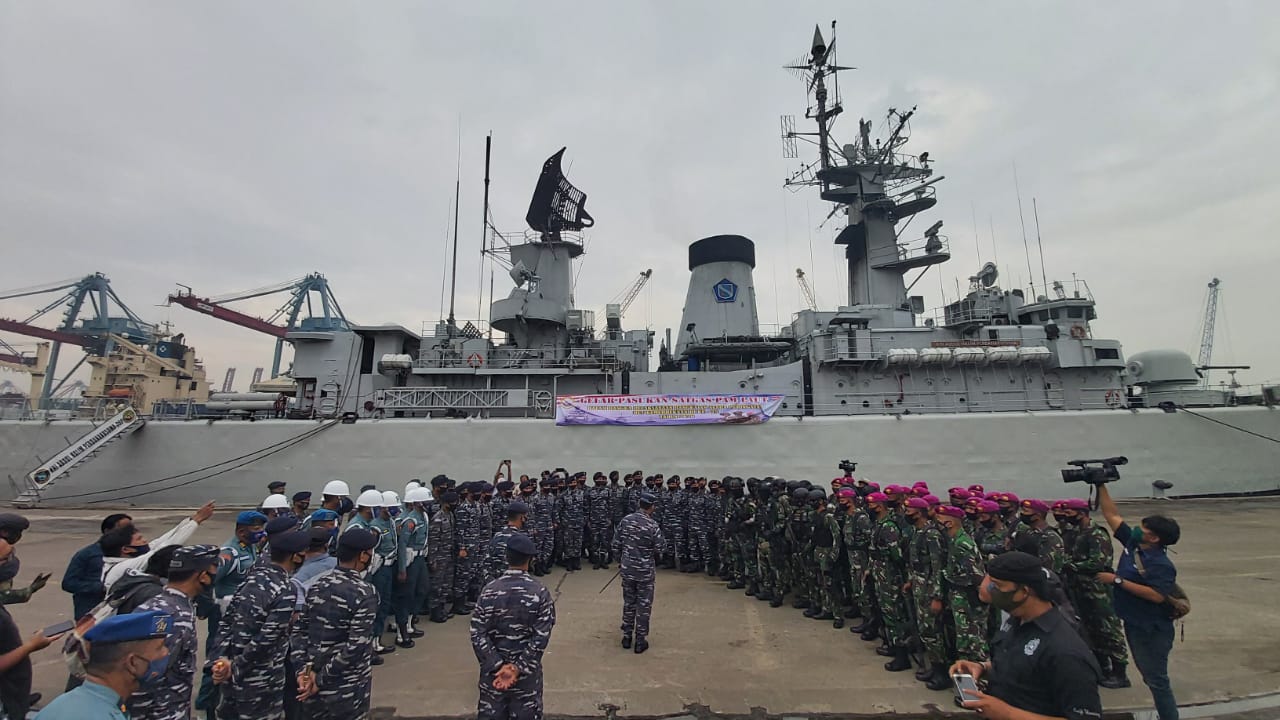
left=1, top=25, right=1277, bottom=507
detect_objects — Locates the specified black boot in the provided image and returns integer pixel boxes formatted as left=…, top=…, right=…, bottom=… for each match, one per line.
left=407, top=617, right=425, bottom=638
left=875, top=643, right=895, bottom=657
left=915, top=664, right=934, bottom=681
left=633, top=638, right=649, bottom=654
left=803, top=606, right=819, bottom=618
left=621, top=634, right=632, bottom=650
left=925, top=664, right=952, bottom=691
left=745, top=582, right=758, bottom=597
left=769, top=594, right=784, bottom=608
left=791, top=597, right=810, bottom=609
left=844, top=607, right=862, bottom=619
left=884, top=648, right=912, bottom=672
left=756, top=589, right=772, bottom=602
left=430, top=607, right=448, bottom=623
left=832, top=616, right=844, bottom=629
left=860, top=625, right=881, bottom=641
left=727, top=580, right=745, bottom=590
left=1100, top=662, right=1132, bottom=689
left=813, top=610, right=834, bottom=620
left=395, top=627, right=416, bottom=649
left=451, top=599, right=471, bottom=616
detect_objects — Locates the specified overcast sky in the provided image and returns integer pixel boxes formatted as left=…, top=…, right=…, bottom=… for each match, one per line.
left=2, top=2, right=1278, bottom=392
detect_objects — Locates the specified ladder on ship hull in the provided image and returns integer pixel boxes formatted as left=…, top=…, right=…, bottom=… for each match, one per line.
left=10, top=405, right=146, bottom=507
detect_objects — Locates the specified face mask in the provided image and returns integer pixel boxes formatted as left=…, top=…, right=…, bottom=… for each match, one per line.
left=388, top=507, right=401, bottom=517
left=337, top=498, right=355, bottom=515
left=1019, top=513, right=1036, bottom=525
left=980, top=517, right=997, bottom=528
left=905, top=512, right=920, bottom=524
left=1131, top=525, right=1146, bottom=544
left=249, top=531, right=268, bottom=544
left=328, top=526, right=339, bottom=538
left=132, top=652, right=170, bottom=686
left=129, top=543, right=152, bottom=556
left=986, top=582, right=1026, bottom=612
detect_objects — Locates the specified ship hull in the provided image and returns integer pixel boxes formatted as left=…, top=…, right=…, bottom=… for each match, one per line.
left=1, top=407, right=1276, bottom=506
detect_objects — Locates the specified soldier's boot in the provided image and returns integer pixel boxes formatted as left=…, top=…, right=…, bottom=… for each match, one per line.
left=925, top=664, right=952, bottom=690
left=374, top=639, right=397, bottom=655
left=745, top=582, right=759, bottom=597
left=850, top=615, right=878, bottom=635
left=633, top=637, right=649, bottom=654
left=914, top=663, right=935, bottom=681
left=1100, top=661, right=1131, bottom=689
left=860, top=621, right=883, bottom=642
left=757, top=587, right=773, bottom=603
left=875, top=642, right=895, bottom=656
left=832, top=615, right=845, bottom=629
left=451, top=598, right=472, bottom=616
left=769, top=592, right=785, bottom=608
left=844, top=606, right=862, bottom=619
left=791, top=597, right=810, bottom=609
left=884, top=647, right=912, bottom=672
left=395, top=625, right=416, bottom=649
left=621, top=634, right=632, bottom=650
left=803, top=606, right=819, bottom=618
left=371, top=654, right=384, bottom=666
left=408, top=616, right=426, bottom=638
left=813, top=609, right=834, bottom=621
left=727, top=579, right=745, bottom=590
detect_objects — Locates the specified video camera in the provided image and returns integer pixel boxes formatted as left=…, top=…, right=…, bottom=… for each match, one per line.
left=1061, top=456, right=1128, bottom=485
left=838, top=459, right=858, bottom=473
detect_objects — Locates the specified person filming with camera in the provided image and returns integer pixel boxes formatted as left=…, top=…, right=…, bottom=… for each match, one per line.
left=1093, top=483, right=1182, bottom=720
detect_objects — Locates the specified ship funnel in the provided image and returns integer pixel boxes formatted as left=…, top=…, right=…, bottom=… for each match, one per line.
left=675, top=235, right=760, bottom=359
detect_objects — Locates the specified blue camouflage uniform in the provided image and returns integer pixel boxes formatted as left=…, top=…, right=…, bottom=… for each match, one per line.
left=453, top=496, right=483, bottom=602
left=427, top=507, right=457, bottom=617
left=529, top=490, right=555, bottom=571
left=195, top=533, right=261, bottom=716
left=612, top=509, right=666, bottom=644
left=293, top=566, right=378, bottom=720
left=586, top=484, right=613, bottom=567
left=208, top=562, right=299, bottom=720
left=469, top=566, right=556, bottom=720
left=130, top=587, right=199, bottom=720
left=559, top=486, right=586, bottom=566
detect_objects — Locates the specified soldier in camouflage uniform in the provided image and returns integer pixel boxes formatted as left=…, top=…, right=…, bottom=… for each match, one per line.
left=558, top=474, right=587, bottom=571
left=1009, top=498, right=1066, bottom=573
left=470, top=533, right=556, bottom=720
left=765, top=481, right=794, bottom=607
left=612, top=492, right=665, bottom=653
left=754, top=479, right=780, bottom=605
left=865, top=492, right=913, bottom=671
left=195, top=511, right=267, bottom=720
left=784, top=485, right=812, bottom=607
left=712, top=478, right=732, bottom=579
left=974, top=500, right=1009, bottom=560
left=586, top=474, right=613, bottom=569
left=807, top=488, right=844, bottom=626
left=838, top=488, right=877, bottom=632
left=294, top=528, right=380, bottom=720
left=935, top=504, right=988, bottom=687
left=1058, top=498, right=1131, bottom=689
left=130, top=544, right=221, bottom=720
left=903, top=497, right=947, bottom=684
left=427, top=490, right=460, bottom=623
left=484, top=502, right=531, bottom=585
left=995, top=491, right=1022, bottom=533
left=453, top=483, right=484, bottom=611
left=208, top=530, right=310, bottom=720
left=401, top=487, right=432, bottom=630
left=608, top=472, right=628, bottom=562
left=728, top=479, right=760, bottom=594
left=478, top=483, right=496, bottom=544
left=347, top=490, right=398, bottom=655
left=656, top=477, right=683, bottom=569
left=681, top=477, right=706, bottom=573
left=535, top=479, right=559, bottom=573
left=492, top=481, right=515, bottom=526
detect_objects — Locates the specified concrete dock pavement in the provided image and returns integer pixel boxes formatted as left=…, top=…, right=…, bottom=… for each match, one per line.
left=3, top=497, right=1277, bottom=718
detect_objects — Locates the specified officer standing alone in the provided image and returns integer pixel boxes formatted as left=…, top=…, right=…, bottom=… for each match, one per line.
left=469, top=533, right=556, bottom=720
left=611, top=492, right=665, bottom=653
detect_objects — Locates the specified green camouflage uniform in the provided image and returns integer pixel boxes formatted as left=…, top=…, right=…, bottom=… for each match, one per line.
left=1063, top=521, right=1128, bottom=670
left=785, top=500, right=813, bottom=606
left=941, top=528, right=988, bottom=661
left=907, top=522, right=948, bottom=667
left=756, top=495, right=781, bottom=600
left=727, top=496, right=759, bottom=586
left=770, top=494, right=794, bottom=599
left=1014, top=523, right=1066, bottom=574
left=869, top=513, right=909, bottom=647
left=841, top=505, right=875, bottom=618
left=812, top=508, right=844, bottom=616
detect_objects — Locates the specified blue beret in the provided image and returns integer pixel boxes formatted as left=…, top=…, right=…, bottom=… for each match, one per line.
left=309, top=509, right=339, bottom=523
left=339, top=527, right=378, bottom=552
left=265, top=516, right=299, bottom=536
left=169, top=545, right=221, bottom=573
left=269, top=529, right=310, bottom=555
left=506, top=533, right=536, bottom=556
left=85, top=610, right=172, bottom=644
left=639, top=492, right=657, bottom=505
left=236, top=511, right=268, bottom=527
left=507, top=501, right=531, bottom=516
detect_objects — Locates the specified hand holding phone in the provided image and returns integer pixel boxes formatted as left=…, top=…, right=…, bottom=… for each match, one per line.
left=40, top=620, right=75, bottom=638
left=953, top=673, right=980, bottom=704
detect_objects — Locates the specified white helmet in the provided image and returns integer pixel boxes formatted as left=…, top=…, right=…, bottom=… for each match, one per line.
left=404, top=487, right=430, bottom=504
left=381, top=490, right=400, bottom=507
left=356, top=489, right=384, bottom=508
left=405, top=481, right=422, bottom=496
left=261, top=494, right=290, bottom=510
left=322, top=480, right=350, bottom=497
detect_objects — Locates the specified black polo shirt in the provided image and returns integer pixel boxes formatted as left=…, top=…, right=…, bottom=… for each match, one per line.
left=988, top=607, right=1102, bottom=720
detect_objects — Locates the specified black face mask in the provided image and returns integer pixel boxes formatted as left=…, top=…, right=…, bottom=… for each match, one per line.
left=980, top=517, right=998, bottom=528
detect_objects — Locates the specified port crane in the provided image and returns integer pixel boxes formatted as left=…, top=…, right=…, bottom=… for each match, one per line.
left=600, top=269, right=653, bottom=339
left=167, top=273, right=349, bottom=378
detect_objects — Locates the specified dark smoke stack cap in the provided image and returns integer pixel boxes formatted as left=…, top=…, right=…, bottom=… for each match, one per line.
left=688, top=235, right=755, bottom=271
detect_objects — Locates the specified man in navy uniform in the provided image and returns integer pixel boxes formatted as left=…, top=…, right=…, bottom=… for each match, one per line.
left=36, top=611, right=172, bottom=720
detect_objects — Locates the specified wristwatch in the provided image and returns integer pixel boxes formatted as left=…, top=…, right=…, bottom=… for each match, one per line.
left=1113, top=576, right=1124, bottom=586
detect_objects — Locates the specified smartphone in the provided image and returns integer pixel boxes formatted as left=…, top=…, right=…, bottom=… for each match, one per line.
left=42, top=620, right=75, bottom=638
left=953, top=673, right=979, bottom=703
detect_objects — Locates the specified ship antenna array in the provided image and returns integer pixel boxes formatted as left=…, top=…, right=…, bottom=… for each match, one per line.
left=780, top=22, right=854, bottom=191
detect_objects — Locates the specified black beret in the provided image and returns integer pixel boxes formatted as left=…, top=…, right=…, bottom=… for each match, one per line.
left=639, top=492, right=657, bottom=506
left=430, top=475, right=450, bottom=488
left=339, top=527, right=378, bottom=552
left=441, top=491, right=459, bottom=505
left=987, top=551, right=1052, bottom=588
left=0, top=514, right=29, bottom=532
left=506, top=533, right=536, bottom=556
left=496, top=481, right=515, bottom=492
left=265, top=516, right=299, bottom=536
left=270, top=530, right=310, bottom=555
left=292, top=491, right=312, bottom=502
left=308, top=527, right=333, bottom=547
left=268, top=481, right=287, bottom=491
left=507, top=501, right=531, bottom=515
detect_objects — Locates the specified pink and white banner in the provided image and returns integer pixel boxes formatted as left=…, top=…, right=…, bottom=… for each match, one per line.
left=555, top=394, right=784, bottom=426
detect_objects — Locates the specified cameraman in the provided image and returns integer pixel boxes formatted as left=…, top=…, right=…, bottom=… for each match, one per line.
left=949, top=552, right=1101, bottom=720
left=1094, top=485, right=1181, bottom=720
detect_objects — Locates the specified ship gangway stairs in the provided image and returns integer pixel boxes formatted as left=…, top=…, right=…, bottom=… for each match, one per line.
left=10, top=405, right=145, bottom=507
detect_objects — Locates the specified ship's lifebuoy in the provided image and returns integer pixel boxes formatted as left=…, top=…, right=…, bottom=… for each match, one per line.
left=1069, top=325, right=1087, bottom=339
left=1104, top=389, right=1123, bottom=408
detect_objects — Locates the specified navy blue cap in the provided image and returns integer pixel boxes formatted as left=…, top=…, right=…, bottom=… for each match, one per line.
left=0, top=513, right=29, bottom=531
left=339, top=527, right=378, bottom=551
left=170, top=544, right=221, bottom=573
left=506, top=533, right=536, bottom=556
left=496, top=480, right=515, bottom=492
left=309, top=509, right=339, bottom=523
left=292, top=491, right=312, bottom=502
left=639, top=492, right=657, bottom=506
left=84, top=610, right=172, bottom=644
left=268, top=481, right=287, bottom=491
left=441, top=491, right=459, bottom=504
left=265, top=516, right=299, bottom=536
left=236, top=511, right=268, bottom=527
left=269, top=530, right=310, bottom=554
left=507, top=501, right=531, bottom=516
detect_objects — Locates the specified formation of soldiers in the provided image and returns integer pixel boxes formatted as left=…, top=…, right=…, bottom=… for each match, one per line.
left=691, top=472, right=1133, bottom=692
